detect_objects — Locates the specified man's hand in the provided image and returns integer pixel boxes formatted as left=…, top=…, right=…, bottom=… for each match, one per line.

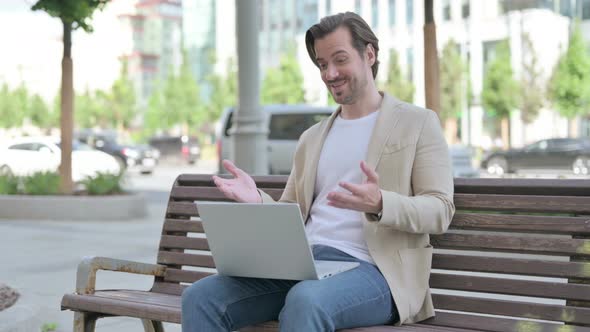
left=212, top=160, right=262, bottom=203
left=327, top=161, right=383, bottom=214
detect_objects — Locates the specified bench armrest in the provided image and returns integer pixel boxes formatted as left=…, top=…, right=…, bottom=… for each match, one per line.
left=76, top=256, right=166, bottom=295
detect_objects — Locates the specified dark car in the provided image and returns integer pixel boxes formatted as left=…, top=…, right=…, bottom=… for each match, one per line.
left=76, top=131, right=159, bottom=175
left=481, top=138, right=590, bottom=175
left=148, top=135, right=200, bottom=165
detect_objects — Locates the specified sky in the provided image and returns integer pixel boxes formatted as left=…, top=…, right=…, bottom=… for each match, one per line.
left=0, top=0, right=124, bottom=101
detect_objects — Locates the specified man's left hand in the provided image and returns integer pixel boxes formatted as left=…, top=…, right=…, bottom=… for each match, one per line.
left=327, top=161, right=383, bottom=214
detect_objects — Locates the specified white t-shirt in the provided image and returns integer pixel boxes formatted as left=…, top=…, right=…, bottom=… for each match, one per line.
left=305, top=110, right=379, bottom=264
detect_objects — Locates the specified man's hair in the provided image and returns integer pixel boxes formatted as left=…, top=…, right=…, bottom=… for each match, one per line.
left=305, top=12, right=380, bottom=79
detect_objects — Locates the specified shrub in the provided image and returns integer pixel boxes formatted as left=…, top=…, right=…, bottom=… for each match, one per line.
left=81, top=172, right=125, bottom=195
left=21, top=171, right=60, bottom=195
left=0, top=174, right=18, bottom=195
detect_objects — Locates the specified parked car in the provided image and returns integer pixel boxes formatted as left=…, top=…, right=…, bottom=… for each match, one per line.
left=216, top=105, right=478, bottom=177
left=0, top=136, right=121, bottom=182
left=76, top=131, right=159, bottom=175
left=148, top=135, right=200, bottom=165
left=215, top=105, right=334, bottom=175
left=481, top=137, right=590, bottom=175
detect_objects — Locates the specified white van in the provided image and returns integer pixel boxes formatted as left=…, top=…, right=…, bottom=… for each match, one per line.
left=215, top=105, right=478, bottom=177
left=215, top=105, right=335, bottom=175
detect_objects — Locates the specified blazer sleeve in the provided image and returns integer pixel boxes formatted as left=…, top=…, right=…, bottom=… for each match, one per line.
left=368, top=111, right=455, bottom=234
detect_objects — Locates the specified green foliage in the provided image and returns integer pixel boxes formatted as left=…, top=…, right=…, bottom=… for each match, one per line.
left=0, top=175, right=19, bottom=195
left=261, top=51, right=306, bottom=104
left=31, top=0, right=108, bottom=32
left=75, top=88, right=106, bottom=128
left=81, top=172, right=124, bottom=195
left=548, top=23, right=590, bottom=119
left=21, top=171, right=60, bottom=195
left=207, top=58, right=238, bottom=123
left=0, top=83, right=26, bottom=128
left=29, top=94, right=54, bottom=128
left=440, top=40, right=466, bottom=121
left=519, top=33, right=545, bottom=123
left=482, top=40, right=519, bottom=119
left=379, top=49, right=415, bottom=102
left=105, top=59, right=137, bottom=130
left=41, top=322, right=58, bottom=332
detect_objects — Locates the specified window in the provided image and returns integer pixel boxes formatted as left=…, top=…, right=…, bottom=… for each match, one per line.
left=583, top=0, right=590, bottom=19
left=372, top=0, right=379, bottom=27
left=406, top=47, right=414, bottom=82
left=462, top=0, right=470, bottom=19
left=269, top=113, right=331, bottom=140
left=8, top=143, right=36, bottom=151
left=560, top=0, right=572, bottom=17
left=442, top=0, right=451, bottom=21
left=389, top=0, right=396, bottom=27
left=406, top=0, right=413, bottom=25
left=326, top=0, right=331, bottom=14
left=355, top=0, right=361, bottom=14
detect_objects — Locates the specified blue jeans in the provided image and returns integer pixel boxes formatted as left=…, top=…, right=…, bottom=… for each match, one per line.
left=181, top=245, right=398, bottom=332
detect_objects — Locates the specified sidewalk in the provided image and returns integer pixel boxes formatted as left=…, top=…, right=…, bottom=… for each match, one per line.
left=0, top=162, right=218, bottom=332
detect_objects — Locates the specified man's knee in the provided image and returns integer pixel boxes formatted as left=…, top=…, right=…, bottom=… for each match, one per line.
left=279, top=283, right=333, bottom=329
left=182, top=275, right=226, bottom=309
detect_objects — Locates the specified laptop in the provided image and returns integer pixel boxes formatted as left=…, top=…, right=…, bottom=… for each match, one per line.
left=196, top=202, right=360, bottom=280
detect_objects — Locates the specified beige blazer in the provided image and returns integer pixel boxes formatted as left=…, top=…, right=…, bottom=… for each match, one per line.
left=259, top=92, right=455, bottom=325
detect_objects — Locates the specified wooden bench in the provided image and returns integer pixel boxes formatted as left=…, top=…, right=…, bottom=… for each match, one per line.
left=61, top=174, right=590, bottom=332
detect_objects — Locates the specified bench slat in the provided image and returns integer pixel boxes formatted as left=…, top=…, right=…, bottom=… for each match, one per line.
left=431, top=233, right=590, bottom=256
left=432, top=254, right=590, bottom=279
left=419, top=311, right=590, bottom=332
left=163, top=219, right=204, bottom=233
left=160, top=235, right=209, bottom=251
left=454, top=178, right=590, bottom=197
left=454, top=194, right=590, bottom=214
left=451, top=213, right=590, bottom=235
left=152, top=281, right=188, bottom=296
left=430, top=273, right=590, bottom=301
left=177, top=174, right=289, bottom=188
left=432, top=294, right=590, bottom=325
left=166, top=202, right=199, bottom=217
left=164, top=268, right=213, bottom=283
left=171, top=186, right=284, bottom=202
left=157, top=251, right=215, bottom=268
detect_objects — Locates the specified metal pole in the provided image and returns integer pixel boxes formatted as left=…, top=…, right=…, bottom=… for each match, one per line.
left=233, top=0, right=268, bottom=174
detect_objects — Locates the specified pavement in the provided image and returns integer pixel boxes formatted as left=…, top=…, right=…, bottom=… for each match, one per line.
left=0, top=161, right=216, bottom=332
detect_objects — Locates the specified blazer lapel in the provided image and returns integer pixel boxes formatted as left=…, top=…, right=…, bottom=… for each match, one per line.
left=365, top=93, right=404, bottom=170
left=302, top=107, right=342, bottom=221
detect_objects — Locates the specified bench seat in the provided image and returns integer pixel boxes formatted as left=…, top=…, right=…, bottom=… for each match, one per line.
left=61, top=175, right=590, bottom=332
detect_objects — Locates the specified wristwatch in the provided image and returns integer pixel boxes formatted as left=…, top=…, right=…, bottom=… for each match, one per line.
left=370, top=210, right=383, bottom=221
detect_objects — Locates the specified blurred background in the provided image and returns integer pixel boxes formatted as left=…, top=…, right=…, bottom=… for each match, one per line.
left=1, top=0, right=590, bottom=182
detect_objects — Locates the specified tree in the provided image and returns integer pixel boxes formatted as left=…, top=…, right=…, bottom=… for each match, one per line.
left=482, top=40, right=519, bottom=149
left=548, top=23, right=590, bottom=136
left=75, top=88, right=105, bottom=129
left=261, top=51, right=305, bottom=104
left=440, top=40, right=466, bottom=144
left=0, top=84, right=25, bottom=129
left=207, top=58, right=237, bottom=123
left=28, top=94, right=55, bottom=130
left=32, top=0, right=109, bottom=194
left=380, top=49, right=415, bottom=103
left=519, top=33, right=544, bottom=124
left=106, top=59, right=136, bottom=131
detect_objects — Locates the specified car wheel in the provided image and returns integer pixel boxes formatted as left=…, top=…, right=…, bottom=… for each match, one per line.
left=0, top=165, right=13, bottom=176
left=487, top=157, right=509, bottom=176
left=115, top=156, right=127, bottom=171
left=573, top=156, right=589, bottom=175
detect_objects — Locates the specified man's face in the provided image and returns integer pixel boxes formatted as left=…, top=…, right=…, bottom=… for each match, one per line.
left=314, top=26, right=374, bottom=105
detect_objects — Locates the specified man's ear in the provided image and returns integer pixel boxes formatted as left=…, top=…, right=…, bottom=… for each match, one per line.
left=365, top=43, right=376, bottom=66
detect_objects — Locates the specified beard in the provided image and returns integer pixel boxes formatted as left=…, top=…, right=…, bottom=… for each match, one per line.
left=327, top=74, right=368, bottom=105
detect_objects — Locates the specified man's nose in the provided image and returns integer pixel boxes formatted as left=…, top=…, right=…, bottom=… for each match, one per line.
left=325, top=64, right=339, bottom=81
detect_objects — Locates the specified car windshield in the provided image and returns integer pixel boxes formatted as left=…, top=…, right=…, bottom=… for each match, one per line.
left=56, top=141, right=94, bottom=151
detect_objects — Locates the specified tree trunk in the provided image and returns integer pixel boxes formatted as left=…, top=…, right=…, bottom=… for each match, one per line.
left=60, top=20, right=74, bottom=194
left=501, top=117, right=510, bottom=150
left=424, top=0, right=440, bottom=116
left=569, top=118, right=579, bottom=137
left=444, top=118, right=458, bottom=145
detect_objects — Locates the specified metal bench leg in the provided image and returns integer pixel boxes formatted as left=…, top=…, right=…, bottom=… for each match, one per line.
left=142, top=319, right=165, bottom=332
left=73, top=312, right=98, bottom=332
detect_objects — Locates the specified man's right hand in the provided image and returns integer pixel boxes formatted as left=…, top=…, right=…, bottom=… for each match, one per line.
left=212, top=160, right=262, bottom=203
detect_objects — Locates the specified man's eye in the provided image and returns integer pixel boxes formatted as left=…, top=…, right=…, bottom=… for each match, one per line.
left=335, top=58, right=347, bottom=63
left=319, top=64, right=328, bottom=70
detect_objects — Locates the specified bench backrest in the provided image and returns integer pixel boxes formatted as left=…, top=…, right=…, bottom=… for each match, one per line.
left=154, top=175, right=590, bottom=329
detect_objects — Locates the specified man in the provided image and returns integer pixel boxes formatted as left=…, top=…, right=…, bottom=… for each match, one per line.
left=182, top=12, right=454, bottom=331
